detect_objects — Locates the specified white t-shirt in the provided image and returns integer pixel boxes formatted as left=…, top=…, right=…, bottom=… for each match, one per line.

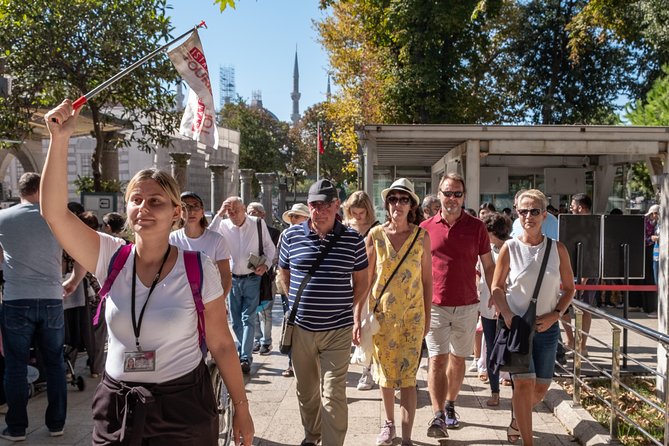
left=505, top=237, right=561, bottom=317
left=478, top=243, right=502, bottom=319
left=169, top=228, right=231, bottom=263
left=95, top=233, right=224, bottom=383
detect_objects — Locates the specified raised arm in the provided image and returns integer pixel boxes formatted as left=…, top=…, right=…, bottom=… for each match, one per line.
left=42, top=100, right=100, bottom=273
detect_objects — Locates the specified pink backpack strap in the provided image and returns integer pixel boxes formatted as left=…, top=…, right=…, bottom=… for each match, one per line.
left=183, top=250, right=206, bottom=350
left=93, top=243, right=133, bottom=326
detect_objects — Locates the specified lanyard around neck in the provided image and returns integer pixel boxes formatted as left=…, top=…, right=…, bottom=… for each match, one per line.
left=131, top=245, right=171, bottom=351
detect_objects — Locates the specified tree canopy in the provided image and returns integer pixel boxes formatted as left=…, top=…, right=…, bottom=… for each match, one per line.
left=319, top=0, right=645, bottom=158
left=0, top=0, right=180, bottom=189
left=566, top=0, right=669, bottom=97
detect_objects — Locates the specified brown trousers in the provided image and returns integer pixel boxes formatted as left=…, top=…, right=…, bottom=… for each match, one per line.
left=92, top=361, right=218, bottom=446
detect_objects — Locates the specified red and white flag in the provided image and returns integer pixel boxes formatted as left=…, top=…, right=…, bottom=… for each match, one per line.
left=317, top=123, right=324, bottom=155
left=168, top=30, right=219, bottom=149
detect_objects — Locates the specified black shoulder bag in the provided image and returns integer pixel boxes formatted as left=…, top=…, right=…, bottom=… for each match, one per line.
left=490, top=238, right=553, bottom=374
left=279, top=224, right=344, bottom=354
left=256, top=219, right=274, bottom=302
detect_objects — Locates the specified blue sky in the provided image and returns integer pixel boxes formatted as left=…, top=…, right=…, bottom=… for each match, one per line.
left=168, top=1, right=331, bottom=122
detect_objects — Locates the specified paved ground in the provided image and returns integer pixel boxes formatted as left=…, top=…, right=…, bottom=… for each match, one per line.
left=3, top=301, right=660, bottom=446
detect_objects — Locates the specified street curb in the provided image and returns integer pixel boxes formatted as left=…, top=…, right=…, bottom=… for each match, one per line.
left=543, top=381, right=622, bottom=446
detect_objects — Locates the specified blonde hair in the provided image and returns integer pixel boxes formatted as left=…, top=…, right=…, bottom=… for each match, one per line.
left=124, top=169, right=182, bottom=229
left=517, top=189, right=548, bottom=210
left=342, top=191, right=376, bottom=226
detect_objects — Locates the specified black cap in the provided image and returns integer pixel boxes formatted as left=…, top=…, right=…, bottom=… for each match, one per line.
left=307, top=179, right=338, bottom=203
left=180, top=191, right=204, bottom=206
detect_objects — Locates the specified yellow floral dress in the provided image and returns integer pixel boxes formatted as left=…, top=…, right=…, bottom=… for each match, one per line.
left=368, top=225, right=425, bottom=388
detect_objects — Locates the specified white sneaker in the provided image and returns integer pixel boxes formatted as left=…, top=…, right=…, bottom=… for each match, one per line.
left=357, top=367, right=374, bottom=390
left=468, top=359, right=479, bottom=372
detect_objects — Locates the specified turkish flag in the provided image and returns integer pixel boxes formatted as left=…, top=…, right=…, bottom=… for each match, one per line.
left=317, top=123, right=324, bottom=155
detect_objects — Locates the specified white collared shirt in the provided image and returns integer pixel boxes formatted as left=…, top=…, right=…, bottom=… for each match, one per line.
left=209, top=214, right=276, bottom=275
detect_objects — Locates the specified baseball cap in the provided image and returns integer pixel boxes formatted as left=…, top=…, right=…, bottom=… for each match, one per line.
left=307, top=179, right=338, bottom=203
left=180, top=191, right=204, bottom=206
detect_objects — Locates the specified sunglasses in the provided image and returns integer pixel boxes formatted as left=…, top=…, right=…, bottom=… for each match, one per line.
left=309, top=201, right=334, bottom=211
left=517, top=208, right=543, bottom=217
left=440, top=190, right=464, bottom=198
left=387, top=196, right=412, bottom=205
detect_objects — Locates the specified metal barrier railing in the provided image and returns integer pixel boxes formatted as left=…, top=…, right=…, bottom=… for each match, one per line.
left=559, top=300, right=669, bottom=446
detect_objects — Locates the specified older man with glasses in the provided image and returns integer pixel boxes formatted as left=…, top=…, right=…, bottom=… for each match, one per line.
left=278, top=179, right=368, bottom=446
left=209, top=196, right=275, bottom=374
left=419, top=173, right=495, bottom=438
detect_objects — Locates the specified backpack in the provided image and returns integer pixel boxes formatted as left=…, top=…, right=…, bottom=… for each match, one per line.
left=93, top=244, right=206, bottom=351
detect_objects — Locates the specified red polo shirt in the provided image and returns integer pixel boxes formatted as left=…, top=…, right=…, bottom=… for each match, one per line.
left=420, top=211, right=491, bottom=307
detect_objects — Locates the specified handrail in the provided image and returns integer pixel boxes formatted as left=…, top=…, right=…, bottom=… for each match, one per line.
left=558, top=300, right=669, bottom=446
left=571, top=300, right=669, bottom=346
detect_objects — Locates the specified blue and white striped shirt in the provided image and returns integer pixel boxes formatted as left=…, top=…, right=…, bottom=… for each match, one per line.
left=279, top=220, right=368, bottom=332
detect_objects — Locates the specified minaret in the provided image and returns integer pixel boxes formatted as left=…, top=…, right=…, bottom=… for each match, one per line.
left=290, top=49, right=301, bottom=125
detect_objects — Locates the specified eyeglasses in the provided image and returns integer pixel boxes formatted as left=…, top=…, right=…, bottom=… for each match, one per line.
left=183, top=204, right=202, bottom=212
left=289, top=214, right=304, bottom=219
left=309, top=201, right=333, bottom=211
left=387, top=196, right=411, bottom=205
left=439, top=190, right=464, bottom=198
left=517, top=208, right=543, bottom=217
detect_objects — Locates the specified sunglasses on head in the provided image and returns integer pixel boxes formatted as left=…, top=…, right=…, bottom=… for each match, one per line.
left=517, top=208, right=543, bottom=217
left=440, top=190, right=464, bottom=198
left=387, top=196, right=412, bottom=205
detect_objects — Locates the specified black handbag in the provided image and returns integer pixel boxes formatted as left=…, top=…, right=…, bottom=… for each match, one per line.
left=256, top=219, right=274, bottom=302
left=279, top=224, right=344, bottom=354
left=490, top=238, right=552, bottom=374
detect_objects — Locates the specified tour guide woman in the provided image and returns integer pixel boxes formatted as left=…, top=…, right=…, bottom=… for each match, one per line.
left=490, top=189, right=574, bottom=446
left=41, top=100, right=254, bottom=445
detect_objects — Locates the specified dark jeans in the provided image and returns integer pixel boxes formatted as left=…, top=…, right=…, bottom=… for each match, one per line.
left=481, top=316, right=500, bottom=393
left=1, top=299, right=67, bottom=435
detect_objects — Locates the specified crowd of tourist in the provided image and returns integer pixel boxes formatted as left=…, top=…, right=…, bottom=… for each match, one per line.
left=0, top=99, right=661, bottom=445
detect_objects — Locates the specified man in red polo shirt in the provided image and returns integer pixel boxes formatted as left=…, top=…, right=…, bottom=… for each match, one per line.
left=420, top=173, right=495, bottom=438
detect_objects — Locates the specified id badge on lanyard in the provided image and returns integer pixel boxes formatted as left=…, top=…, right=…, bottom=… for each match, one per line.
left=123, top=350, right=156, bottom=372
left=126, top=246, right=170, bottom=372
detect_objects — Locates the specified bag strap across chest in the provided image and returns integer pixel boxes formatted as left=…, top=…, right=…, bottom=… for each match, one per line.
left=93, top=244, right=206, bottom=347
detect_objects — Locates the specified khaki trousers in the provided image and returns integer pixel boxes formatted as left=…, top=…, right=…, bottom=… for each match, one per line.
left=291, top=325, right=352, bottom=446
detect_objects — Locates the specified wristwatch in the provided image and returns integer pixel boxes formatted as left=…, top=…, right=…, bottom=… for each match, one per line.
left=554, top=308, right=562, bottom=317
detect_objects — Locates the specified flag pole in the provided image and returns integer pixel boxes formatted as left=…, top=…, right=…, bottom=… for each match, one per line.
left=56, top=21, right=207, bottom=118
left=316, top=122, right=320, bottom=182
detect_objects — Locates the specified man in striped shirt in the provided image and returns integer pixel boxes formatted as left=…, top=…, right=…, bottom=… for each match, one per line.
left=278, top=179, right=368, bottom=446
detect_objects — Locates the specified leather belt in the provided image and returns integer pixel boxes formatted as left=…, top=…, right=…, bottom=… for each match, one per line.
left=232, top=273, right=256, bottom=279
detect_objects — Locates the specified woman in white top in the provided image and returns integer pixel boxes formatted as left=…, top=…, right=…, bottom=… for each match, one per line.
left=342, top=191, right=380, bottom=391
left=478, top=212, right=513, bottom=407
left=491, top=190, right=574, bottom=446
left=41, top=100, right=254, bottom=446
left=169, top=190, right=232, bottom=298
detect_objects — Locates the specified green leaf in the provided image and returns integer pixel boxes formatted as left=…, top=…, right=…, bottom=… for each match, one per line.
left=214, top=0, right=236, bottom=12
